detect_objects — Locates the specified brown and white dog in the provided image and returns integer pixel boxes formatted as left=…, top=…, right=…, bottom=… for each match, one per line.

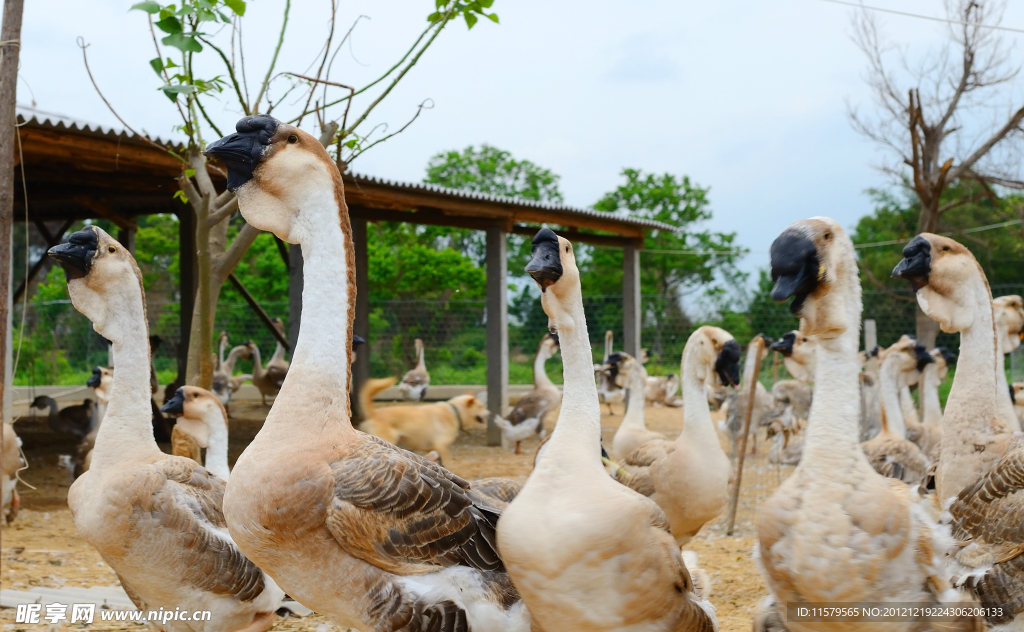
left=357, top=377, right=492, bottom=465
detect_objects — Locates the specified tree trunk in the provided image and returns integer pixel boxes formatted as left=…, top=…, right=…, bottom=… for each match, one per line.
left=0, top=0, right=25, bottom=424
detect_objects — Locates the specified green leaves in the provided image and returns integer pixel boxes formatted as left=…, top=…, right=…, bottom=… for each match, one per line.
left=130, top=1, right=161, bottom=13
left=429, top=0, right=499, bottom=29
left=424, top=145, right=563, bottom=202
left=223, top=0, right=245, bottom=16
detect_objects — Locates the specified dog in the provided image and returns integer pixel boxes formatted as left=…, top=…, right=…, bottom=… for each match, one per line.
left=358, top=376, right=491, bottom=465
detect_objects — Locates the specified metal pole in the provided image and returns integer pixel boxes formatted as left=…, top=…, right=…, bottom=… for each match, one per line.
left=726, top=335, right=766, bottom=536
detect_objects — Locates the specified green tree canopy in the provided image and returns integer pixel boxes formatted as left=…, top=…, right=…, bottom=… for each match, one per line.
left=425, top=145, right=563, bottom=202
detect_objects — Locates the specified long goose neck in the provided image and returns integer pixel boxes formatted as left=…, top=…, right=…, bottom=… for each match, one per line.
left=249, top=344, right=264, bottom=378
left=603, top=332, right=611, bottom=363
left=44, top=398, right=59, bottom=417
left=218, top=337, right=227, bottom=368
left=91, top=301, right=162, bottom=468
left=877, top=358, right=907, bottom=438
left=202, top=408, right=230, bottom=480
left=533, top=348, right=555, bottom=390
left=678, top=345, right=718, bottom=446
left=994, top=335, right=1020, bottom=430
left=619, top=368, right=647, bottom=430
left=223, top=346, right=244, bottom=375
left=543, top=288, right=603, bottom=467
left=268, top=183, right=355, bottom=430
left=945, top=288, right=1008, bottom=432
left=270, top=340, right=286, bottom=365
left=415, top=342, right=426, bottom=371
left=921, top=364, right=943, bottom=427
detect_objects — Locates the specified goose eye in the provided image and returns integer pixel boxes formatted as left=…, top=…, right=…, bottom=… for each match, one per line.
left=107, top=246, right=116, bottom=254
left=287, top=135, right=298, bottom=144
left=942, top=246, right=950, bottom=252
left=824, top=232, right=831, bottom=240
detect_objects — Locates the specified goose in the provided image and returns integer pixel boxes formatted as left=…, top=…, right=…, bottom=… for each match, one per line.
left=212, top=343, right=250, bottom=407
left=496, top=226, right=718, bottom=632
left=597, top=330, right=626, bottom=415
left=161, top=386, right=231, bottom=481
left=47, top=226, right=284, bottom=632
left=765, top=407, right=804, bottom=466
left=609, top=353, right=667, bottom=461
left=892, top=235, right=1024, bottom=628
left=770, top=380, right=812, bottom=424
left=994, top=295, right=1024, bottom=431
left=892, top=234, right=1020, bottom=502
left=207, top=116, right=531, bottom=631
left=2, top=421, right=24, bottom=524
left=398, top=338, right=431, bottom=402
left=247, top=338, right=287, bottom=406
left=496, top=333, right=561, bottom=454
left=918, top=347, right=956, bottom=461
left=59, top=367, right=115, bottom=480
left=645, top=372, right=680, bottom=407
left=858, top=336, right=931, bottom=485
left=613, top=326, right=739, bottom=543
left=87, top=365, right=113, bottom=428
left=755, top=217, right=980, bottom=630
left=32, top=396, right=93, bottom=438
left=1013, top=383, right=1024, bottom=423
left=769, top=330, right=816, bottom=383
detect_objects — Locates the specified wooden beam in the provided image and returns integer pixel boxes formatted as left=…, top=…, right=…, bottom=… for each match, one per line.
left=273, top=236, right=290, bottom=273
left=177, top=208, right=196, bottom=384
left=509, top=225, right=643, bottom=248
left=227, top=273, right=290, bottom=351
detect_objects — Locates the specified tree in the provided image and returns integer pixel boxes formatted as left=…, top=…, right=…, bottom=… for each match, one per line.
left=580, top=169, right=744, bottom=359
left=850, top=0, right=1024, bottom=346
left=83, top=0, right=501, bottom=388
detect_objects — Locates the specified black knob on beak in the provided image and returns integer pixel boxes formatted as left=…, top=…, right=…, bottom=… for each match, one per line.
left=526, top=227, right=563, bottom=291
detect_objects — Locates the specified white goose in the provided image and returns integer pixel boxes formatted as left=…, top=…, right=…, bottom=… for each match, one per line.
left=399, top=338, right=430, bottom=401
left=613, top=327, right=740, bottom=544
left=494, top=333, right=561, bottom=454
left=610, top=353, right=667, bottom=461
left=755, top=218, right=979, bottom=630
left=207, top=116, right=530, bottom=632
left=496, top=227, right=718, bottom=632
left=162, top=386, right=232, bottom=481
left=893, top=234, right=1024, bottom=628
left=48, top=226, right=283, bottom=632
left=597, top=330, right=626, bottom=415
left=994, top=295, right=1024, bottom=432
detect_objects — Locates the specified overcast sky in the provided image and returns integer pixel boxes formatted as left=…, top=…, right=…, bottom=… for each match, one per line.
left=17, top=0, right=1024, bottom=281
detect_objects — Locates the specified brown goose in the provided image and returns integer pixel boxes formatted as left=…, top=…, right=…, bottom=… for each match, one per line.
left=207, top=116, right=530, bottom=631
left=48, top=226, right=283, bottom=632
left=398, top=337, right=430, bottom=401
left=247, top=338, right=288, bottom=406
left=493, top=333, right=561, bottom=454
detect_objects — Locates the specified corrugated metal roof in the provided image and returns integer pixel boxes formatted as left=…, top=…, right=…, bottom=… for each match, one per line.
left=16, top=105, right=674, bottom=234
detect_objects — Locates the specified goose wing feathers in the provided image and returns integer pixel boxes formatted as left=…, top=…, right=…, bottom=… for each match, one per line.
left=326, top=436, right=504, bottom=575
left=506, top=391, right=556, bottom=426
left=470, top=477, right=523, bottom=506
left=614, top=440, right=672, bottom=497
left=402, top=369, right=429, bottom=387
left=860, top=436, right=929, bottom=484
left=950, top=443, right=1024, bottom=621
left=265, top=366, right=288, bottom=390
left=134, top=458, right=266, bottom=601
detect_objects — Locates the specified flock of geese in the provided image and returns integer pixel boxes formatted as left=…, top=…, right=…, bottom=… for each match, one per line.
left=6, top=114, right=1024, bottom=632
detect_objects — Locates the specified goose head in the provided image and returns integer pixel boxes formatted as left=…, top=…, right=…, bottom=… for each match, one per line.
left=48, top=226, right=146, bottom=345
left=88, top=366, right=114, bottom=403
left=614, top=353, right=646, bottom=388
left=204, top=115, right=339, bottom=245
left=526, top=227, right=581, bottom=333
left=160, top=386, right=227, bottom=447
left=770, top=217, right=859, bottom=339
left=686, top=326, right=741, bottom=389
left=892, top=234, right=984, bottom=334
left=931, top=346, right=956, bottom=380
left=769, top=330, right=817, bottom=380
left=993, top=295, right=1024, bottom=355
left=538, top=333, right=560, bottom=361
left=882, top=336, right=932, bottom=388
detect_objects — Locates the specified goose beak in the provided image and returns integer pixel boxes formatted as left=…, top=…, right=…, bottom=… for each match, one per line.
left=769, top=332, right=796, bottom=356
left=160, top=388, right=186, bottom=417
left=716, top=340, right=742, bottom=388
left=526, top=228, right=563, bottom=291
left=892, top=235, right=932, bottom=290
left=86, top=367, right=102, bottom=388
left=204, top=115, right=280, bottom=191
left=914, top=343, right=934, bottom=371
left=770, top=230, right=820, bottom=315
left=48, top=227, right=99, bottom=281
left=937, top=347, right=957, bottom=366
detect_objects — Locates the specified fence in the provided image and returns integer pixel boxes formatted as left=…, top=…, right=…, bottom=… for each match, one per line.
left=11, top=284, right=1024, bottom=387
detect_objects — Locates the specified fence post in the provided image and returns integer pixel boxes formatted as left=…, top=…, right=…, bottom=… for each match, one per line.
left=623, top=241, right=641, bottom=358
left=485, top=226, right=507, bottom=446
left=176, top=209, right=197, bottom=384
left=351, top=218, right=370, bottom=421
left=726, top=335, right=765, bottom=536
left=864, top=319, right=878, bottom=376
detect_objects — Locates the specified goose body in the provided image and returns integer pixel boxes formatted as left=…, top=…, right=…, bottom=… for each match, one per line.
left=32, top=396, right=93, bottom=438
left=212, top=338, right=250, bottom=407
left=756, top=218, right=980, bottom=631
left=248, top=332, right=288, bottom=406
left=610, top=354, right=667, bottom=461
left=399, top=338, right=430, bottom=402
left=163, top=387, right=232, bottom=481
left=50, top=226, right=283, bottom=632
left=645, top=373, right=680, bottom=407
left=497, top=228, right=717, bottom=632
left=2, top=422, right=24, bottom=523
left=597, top=331, right=626, bottom=414
left=209, top=117, right=529, bottom=631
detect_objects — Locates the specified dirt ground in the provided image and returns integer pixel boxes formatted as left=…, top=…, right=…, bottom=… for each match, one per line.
left=2, top=399, right=792, bottom=632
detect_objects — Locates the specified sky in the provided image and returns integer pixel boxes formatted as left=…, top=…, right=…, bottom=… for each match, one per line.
left=16, top=0, right=1024, bottom=283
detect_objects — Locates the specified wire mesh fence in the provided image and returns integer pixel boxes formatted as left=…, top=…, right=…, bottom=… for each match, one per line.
left=11, top=284, right=1024, bottom=388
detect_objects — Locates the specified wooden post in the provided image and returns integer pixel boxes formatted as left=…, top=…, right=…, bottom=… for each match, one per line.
left=0, top=0, right=25, bottom=424
left=622, top=242, right=641, bottom=358
left=485, top=225, right=508, bottom=446
left=726, top=335, right=766, bottom=536
left=118, top=227, right=136, bottom=255
left=288, top=244, right=302, bottom=351
left=864, top=319, right=878, bottom=378
left=352, top=217, right=370, bottom=421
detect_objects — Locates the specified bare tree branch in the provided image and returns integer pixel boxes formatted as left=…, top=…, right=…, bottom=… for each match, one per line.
left=252, top=0, right=291, bottom=114
left=196, top=34, right=250, bottom=115
left=206, top=196, right=238, bottom=227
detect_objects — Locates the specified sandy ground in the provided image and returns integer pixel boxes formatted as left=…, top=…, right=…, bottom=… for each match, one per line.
left=2, top=399, right=792, bottom=632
